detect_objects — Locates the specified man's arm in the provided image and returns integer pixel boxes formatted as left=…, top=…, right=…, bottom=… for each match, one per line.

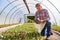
left=44, top=9, right=50, bottom=21
left=35, top=12, right=43, bottom=23
left=39, top=9, right=50, bottom=23
left=35, top=12, right=39, bottom=20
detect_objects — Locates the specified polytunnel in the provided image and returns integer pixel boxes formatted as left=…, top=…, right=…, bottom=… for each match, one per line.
left=0, top=0, right=60, bottom=26
left=0, top=0, right=60, bottom=40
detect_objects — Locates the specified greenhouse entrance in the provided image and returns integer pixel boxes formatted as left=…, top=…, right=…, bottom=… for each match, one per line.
left=24, top=14, right=35, bottom=23
left=27, top=16, right=35, bottom=23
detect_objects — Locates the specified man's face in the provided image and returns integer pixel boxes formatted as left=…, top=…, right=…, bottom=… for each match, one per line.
left=36, top=5, right=42, bottom=11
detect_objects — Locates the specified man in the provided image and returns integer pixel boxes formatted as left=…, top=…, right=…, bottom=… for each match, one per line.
left=35, top=3, right=52, bottom=40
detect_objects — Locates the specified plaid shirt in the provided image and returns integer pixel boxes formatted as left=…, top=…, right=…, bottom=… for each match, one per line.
left=35, top=9, right=50, bottom=21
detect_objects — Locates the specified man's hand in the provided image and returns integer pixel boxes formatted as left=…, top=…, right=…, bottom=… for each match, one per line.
left=37, top=18, right=46, bottom=23
left=39, top=20, right=45, bottom=23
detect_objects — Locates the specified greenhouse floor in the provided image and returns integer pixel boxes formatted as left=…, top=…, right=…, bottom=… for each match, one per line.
left=0, top=23, right=23, bottom=33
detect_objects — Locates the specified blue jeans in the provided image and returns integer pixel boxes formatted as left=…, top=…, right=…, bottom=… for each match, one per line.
left=41, top=21, right=51, bottom=37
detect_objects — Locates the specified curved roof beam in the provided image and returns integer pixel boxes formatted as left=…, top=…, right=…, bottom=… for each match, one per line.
left=12, top=11, right=22, bottom=23
left=4, top=4, right=24, bottom=24
left=47, top=0, right=60, bottom=14
left=0, top=0, right=17, bottom=15
left=9, top=7, right=24, bottom=24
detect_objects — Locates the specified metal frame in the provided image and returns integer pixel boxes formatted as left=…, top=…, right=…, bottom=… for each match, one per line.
left=0, top=0, right=17, bottom=15
left=47, top=0, right=60, bottom=14
left=0, top=0, right=59, bottom=25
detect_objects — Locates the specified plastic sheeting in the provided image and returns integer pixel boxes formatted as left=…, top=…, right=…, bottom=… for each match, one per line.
left=0, top=0, right=60, bottom=25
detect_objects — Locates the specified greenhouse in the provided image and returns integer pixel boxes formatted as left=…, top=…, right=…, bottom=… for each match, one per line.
left=0, top=0, right=60, bottom=40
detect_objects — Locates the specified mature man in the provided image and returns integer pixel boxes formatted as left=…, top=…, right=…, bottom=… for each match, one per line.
left=35, top=3, right=52, bottom=40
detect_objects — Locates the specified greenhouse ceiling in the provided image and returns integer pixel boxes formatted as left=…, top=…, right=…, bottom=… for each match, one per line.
left=0, top=0, right=60, bottom=25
